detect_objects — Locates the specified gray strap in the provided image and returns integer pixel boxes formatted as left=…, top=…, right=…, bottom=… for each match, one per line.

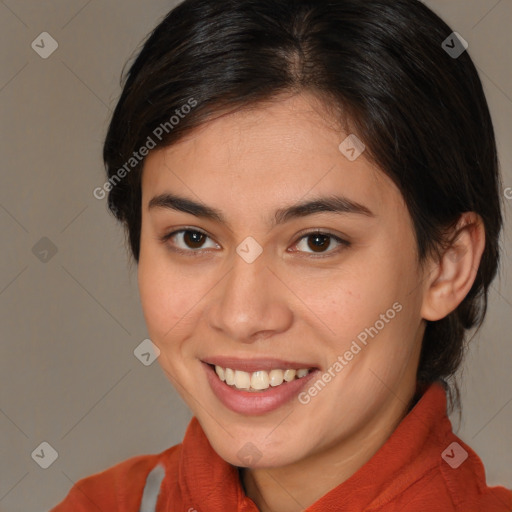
left=139, top=463, right=166, bottom=512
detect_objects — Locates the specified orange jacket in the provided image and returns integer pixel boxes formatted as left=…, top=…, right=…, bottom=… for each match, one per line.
left=50, top=382, right=511, bottom=511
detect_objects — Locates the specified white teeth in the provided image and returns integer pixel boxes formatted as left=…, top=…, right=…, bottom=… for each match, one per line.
left=251, top=371, right=270, bottom=390
left=234, top=370, right=251, bottom=390
left=283, top=369, right=296, bottom=382
left=225, top=368, right=235, bottom=386
left=214, top=365, right=312, bottom=391
left=269, top=369, right=284, bottom=387
left=215, top=366, right=225, bottom=381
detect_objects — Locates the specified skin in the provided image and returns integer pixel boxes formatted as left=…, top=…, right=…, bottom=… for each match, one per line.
left=137, top=93, right=485, bottom=511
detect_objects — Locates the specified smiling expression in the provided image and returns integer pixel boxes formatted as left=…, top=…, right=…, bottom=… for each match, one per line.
left=137, top=93, right=428, bottom=468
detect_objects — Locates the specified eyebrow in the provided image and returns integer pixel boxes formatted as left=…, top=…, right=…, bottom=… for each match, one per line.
left=147, top=192, right=374, bottom=228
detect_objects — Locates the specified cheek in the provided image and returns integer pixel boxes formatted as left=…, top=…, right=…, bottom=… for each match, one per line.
left=285, top=261, right=398, bottom=336
left=291, top=253, right=417, bottom=361
left=137, top=247, right=205, bottom=344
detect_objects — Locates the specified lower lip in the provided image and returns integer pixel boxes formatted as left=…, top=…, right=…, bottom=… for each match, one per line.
left=202, top=362, right=319, bottom=415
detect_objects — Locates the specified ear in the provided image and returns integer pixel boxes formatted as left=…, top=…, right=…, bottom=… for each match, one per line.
left=421, top=212, right=486, bottom=321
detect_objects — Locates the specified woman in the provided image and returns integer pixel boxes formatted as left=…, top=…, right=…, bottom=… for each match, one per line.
left=51, top=0, right=512, bottom=510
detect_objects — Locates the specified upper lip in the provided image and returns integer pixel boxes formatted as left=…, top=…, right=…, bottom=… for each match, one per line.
left=202, top=356, right=318, bottom=373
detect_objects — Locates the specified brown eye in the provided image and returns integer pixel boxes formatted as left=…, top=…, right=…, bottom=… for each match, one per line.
left=183, top=230, right=206, bottom=249
left=161, top=228, right=220, bottom=254
left=293, top=231, right=350, bottom=256
left=307, top=233, right=331, bottom=253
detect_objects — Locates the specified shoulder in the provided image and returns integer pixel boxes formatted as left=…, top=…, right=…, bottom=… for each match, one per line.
left=375, top=433, right=512, bottom=512
left=49, top=443, right=182, bottom=512
left=435, top=434, right=512, bottom=512
left=370, top=383, right=512, bottom=512
left=416, top=385, right=512, bottom=511
left=396, top=426, right=512, bottom=512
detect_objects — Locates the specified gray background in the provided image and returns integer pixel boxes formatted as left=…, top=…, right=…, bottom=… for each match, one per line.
left=0, top=1, right=511, bottom=511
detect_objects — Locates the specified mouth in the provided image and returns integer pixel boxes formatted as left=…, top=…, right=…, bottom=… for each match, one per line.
left=206, top=363, right=314, bottom=392
left=201, top=357, right=320, bottom=415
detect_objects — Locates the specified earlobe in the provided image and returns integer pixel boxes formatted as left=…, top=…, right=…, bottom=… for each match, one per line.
left=421, top=213, right=486, bottom=322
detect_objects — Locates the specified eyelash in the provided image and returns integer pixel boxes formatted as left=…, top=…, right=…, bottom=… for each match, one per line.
left=159, top=227, right=351, bottom=258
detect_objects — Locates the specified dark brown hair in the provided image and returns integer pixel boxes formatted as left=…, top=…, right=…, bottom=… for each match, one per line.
left=103, top=0, right=503, bottom=403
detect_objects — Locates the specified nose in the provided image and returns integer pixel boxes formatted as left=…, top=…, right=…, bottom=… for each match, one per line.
left=207, top=252, right=293, bottom=344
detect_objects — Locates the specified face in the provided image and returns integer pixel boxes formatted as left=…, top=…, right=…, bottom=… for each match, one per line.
left=138, top=93, right=428, bottom=468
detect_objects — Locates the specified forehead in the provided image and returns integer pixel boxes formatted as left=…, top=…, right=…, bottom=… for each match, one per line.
left=141, top=94, right=403, bottom=221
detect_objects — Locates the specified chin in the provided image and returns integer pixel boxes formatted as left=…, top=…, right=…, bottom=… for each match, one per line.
left=207, top=428, right=306, bottom=469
